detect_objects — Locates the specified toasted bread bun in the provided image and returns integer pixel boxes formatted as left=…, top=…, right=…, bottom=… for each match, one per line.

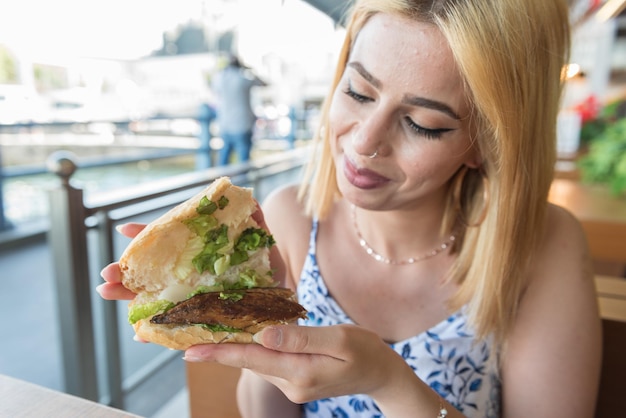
left=133, top=287, right=308, bottom=350
left=118, top=177, right=295, bottom=350
left=133, top=319, right=254, bottom=350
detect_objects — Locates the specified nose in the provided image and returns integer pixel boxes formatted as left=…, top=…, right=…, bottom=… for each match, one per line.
left=351, top=110, right=390, bottom=158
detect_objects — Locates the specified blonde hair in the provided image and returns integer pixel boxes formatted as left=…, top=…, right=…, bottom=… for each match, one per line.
left=299, top=0, right=570, bottom=342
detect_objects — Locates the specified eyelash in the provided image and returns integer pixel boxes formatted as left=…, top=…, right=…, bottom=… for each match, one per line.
left=404, top=117, right=452, bottom=140
left=343, top=84, right=452, bottom=140
left=343, top=85, right=371, bottom=103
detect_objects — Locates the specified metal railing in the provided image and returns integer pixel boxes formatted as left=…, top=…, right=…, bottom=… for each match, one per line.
left=0, top=114, right=217, bottom=231
left=46, top=145, right=310, bottom=409
left=0, top=110, right=305, bottom=231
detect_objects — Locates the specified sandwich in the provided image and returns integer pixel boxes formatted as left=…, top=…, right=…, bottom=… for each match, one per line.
left=119, top=176, right=307, bottom=350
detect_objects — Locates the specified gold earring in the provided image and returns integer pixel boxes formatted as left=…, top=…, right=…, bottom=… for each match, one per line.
left=452, top=166, right=490, bottom=228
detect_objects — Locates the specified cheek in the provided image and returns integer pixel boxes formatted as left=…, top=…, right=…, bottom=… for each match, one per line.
left=327, top=94, right=351, bottom=153
left=397, top=142, right=468, bottom=181
left=328, top=90, right=354, bottom=134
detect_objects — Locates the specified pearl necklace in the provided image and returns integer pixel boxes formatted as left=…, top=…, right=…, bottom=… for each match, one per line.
left=350, top=204, right=456, bottom=265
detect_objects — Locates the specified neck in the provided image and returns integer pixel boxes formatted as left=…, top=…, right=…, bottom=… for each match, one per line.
left=350, top=204, right=455, bottom=265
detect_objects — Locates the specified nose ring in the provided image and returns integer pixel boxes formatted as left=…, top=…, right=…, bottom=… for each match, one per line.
left=368, top=149, right=378, bottom=159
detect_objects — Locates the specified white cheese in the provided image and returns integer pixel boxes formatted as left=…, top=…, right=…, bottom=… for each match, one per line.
left=158, top=283, right=196, bottom=304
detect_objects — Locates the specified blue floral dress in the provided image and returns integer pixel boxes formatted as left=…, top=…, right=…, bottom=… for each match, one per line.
left=297, top=220, right=501, bottom=418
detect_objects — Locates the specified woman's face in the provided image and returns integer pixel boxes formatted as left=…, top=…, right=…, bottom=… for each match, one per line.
left=329, top=13, right=479, bottom=210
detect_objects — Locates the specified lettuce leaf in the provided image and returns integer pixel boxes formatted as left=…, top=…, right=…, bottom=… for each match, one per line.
left=128, top=300, right=175, bottom=324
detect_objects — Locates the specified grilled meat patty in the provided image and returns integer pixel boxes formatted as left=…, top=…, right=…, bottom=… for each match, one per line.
left=151, top=287, right=307, bottom=333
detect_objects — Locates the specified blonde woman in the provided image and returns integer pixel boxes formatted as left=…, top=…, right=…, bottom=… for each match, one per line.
left=100, top=0, right=601, bottom=416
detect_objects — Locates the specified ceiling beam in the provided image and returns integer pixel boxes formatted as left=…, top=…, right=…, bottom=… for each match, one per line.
left=301, top=0, right=352, bottom=25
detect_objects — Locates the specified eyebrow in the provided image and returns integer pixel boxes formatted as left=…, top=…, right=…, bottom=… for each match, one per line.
left=347, top=62, right=382, bottom=89
left=346, top=61, right=461, bottom=121
left=402, top=95, right=461, bottom=120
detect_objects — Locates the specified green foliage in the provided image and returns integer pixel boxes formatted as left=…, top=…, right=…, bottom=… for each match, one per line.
left=578, top=116, right=626, bottom=195
left=0, top=45, right=18, bottom=83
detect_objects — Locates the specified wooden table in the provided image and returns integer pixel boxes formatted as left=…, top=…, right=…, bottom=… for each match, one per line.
left=549, top=178, right=626, bottom=264
left=0, top=375, right=140, bottom=418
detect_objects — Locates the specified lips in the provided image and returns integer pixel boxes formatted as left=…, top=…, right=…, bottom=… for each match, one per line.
left=342, top=155, right=390, bottom=189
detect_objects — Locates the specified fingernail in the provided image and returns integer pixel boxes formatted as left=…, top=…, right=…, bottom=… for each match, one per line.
left=95, top=283, right=104, bottom=296
left=115, top=224, right=125, bottom=234
left=254, top=327, right=281, bottom=348
left=182, top=354, right=202, bottom=363
left=183, top=347, right=211, bottom=362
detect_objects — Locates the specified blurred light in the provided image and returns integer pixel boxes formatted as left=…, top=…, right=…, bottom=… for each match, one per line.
left=565, top=63, right=582, bottom=80
left=596, top=0, right=626, bottom=22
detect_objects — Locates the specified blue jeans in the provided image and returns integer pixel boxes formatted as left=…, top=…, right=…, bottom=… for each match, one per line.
left=218, top=131, right=253, bottom=166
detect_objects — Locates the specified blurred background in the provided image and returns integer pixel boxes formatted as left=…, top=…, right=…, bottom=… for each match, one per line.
left=1, top=0, right=626, bottom=417
left=0, top=0, right=347, bottom=228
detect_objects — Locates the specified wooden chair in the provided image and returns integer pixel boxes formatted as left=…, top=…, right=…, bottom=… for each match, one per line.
left=583, top=220, right=626, bottom=277
left=595, top=275, right=626, bottom=418
left=186, top=362, right=241, bottom=418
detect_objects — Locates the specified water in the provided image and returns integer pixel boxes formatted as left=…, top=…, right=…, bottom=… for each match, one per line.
left=3, top=155, right=198, bottom=225
left=0, top=126, right=295, bottom=227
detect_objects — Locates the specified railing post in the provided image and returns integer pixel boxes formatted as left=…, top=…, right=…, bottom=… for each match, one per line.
left=46, top=151, right=99, bottom=401
left=196, top=103, right=216, bottom=170
left=95, top=211, right=124, bottom=409
left=0, top=144, right=12, bottom=231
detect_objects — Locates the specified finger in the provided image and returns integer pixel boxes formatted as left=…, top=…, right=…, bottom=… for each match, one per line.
left=115, top=223, right=146, bottom=238
left=250, top=201, right=267, bottom=229
left=96, top=282, right=136, bottom=300
left=100, top=262, right=122, bottom=283
left=184, top=343, right=274, bottom=369
left=249, top=203, right=290, bottom=288
left=183, top=340, right=342, bottom=402
left=183, top=342, right=327, bottom=379
left=255, top=324, right=359, bottom=357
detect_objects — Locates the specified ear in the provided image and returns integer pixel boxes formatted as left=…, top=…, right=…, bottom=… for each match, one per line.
left=463, top=145, right=483, bottom=169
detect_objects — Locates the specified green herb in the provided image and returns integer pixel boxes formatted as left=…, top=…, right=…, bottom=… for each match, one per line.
left=184, top=198, right=276, bottom=276
left=192, top=251, right=224, bottom=275
left=231, top=269, right=267, bottom=289
left=204, top=224, right=229, bottom=247
left=230, top=228, right=275, bottom=266
left=219, top=291, right=244, bottom=302
left=186, top=285, right=221, bottom=299
left=218, top=196, right=229, bottom=209
left=183, top=214, right=218, bottom=237
left=188, top=224, right=229, bottom=274
left=197, top=324, right=241, bottom=333
left=196, top=196, right=218, bottom=215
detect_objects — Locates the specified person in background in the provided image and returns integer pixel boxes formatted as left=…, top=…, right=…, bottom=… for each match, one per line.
left=211, top=54, right=266, bottom=165
left=99, top=0, right=602, bottom=417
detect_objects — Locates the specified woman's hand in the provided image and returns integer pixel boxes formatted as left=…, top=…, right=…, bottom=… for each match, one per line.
left=96, top=223, right=145, bottom=300
left=183, top=323, right=407, bottom=404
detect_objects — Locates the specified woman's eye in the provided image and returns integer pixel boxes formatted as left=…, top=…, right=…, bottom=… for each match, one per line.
left=404, top=117, right=453, bottom=140
left=343, top=84, right=371, bottom=103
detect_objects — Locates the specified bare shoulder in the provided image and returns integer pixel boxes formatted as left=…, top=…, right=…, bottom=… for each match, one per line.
left=535, top=203, right=593, bottom=281
left=262, top=183, right=302, bottom=214
left=261, top=184, right=312, bottom=284
left=262, top=183, right=310, bottom=232
left=520, top=203, right=596, bottom=324
left=501, top=203, right=601, bottom=416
